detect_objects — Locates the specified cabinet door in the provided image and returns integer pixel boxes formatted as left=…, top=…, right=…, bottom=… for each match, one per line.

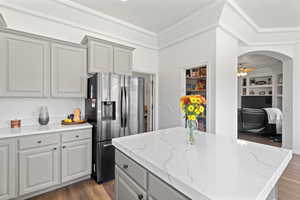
left=88, top=41, right=113, bottom=73
left=19, top=145, right=59, bottom=195
left=0, top=140, right=16, bottom=200
left=0, top=33, right=50, bottom=97
left=51, top=43, right=87, bottom=97
left=113, top=47, right=133, bottom=75
left=61, top=139, right=91, bottom=183
left=115, top=166, right=146, bottom=200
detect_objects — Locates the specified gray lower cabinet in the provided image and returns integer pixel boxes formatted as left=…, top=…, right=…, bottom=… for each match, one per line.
left=0, top=33, right=50, bottom=97
left=19, top=145, right=60, bottom=195
left=51, top=43, right=87, bottom=98
left=61, top=139, right=91, bottom=183
left=0, top=139, right=16, bottom=200
left=115, top=166, right=146, bottom=200
left=115, top=150, right=190, bottom=200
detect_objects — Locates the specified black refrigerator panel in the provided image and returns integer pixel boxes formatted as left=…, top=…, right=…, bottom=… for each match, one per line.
left=94, top=141, right=115, bottom=183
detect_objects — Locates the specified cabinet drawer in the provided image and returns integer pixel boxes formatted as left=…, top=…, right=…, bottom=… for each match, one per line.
left=115, top=150, right=147, bottom=189
left=115, top=165, right=146, bottom=200
left=149, top=173, right=189, bottom=200
left=19, top=134, right=59, bottom=150
left=62, top=129, right=91, bottom=143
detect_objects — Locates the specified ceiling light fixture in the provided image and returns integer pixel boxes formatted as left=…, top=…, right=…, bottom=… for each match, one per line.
left=121, top=0, right=128, bottom=2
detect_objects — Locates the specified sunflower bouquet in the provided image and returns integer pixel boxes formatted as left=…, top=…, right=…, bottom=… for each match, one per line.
left=180, top=95, right=206, bottom=145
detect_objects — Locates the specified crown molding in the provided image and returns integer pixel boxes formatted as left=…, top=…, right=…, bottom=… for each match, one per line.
left=159, top=24, right=218, bottom=50
left=0, top=13, right=7, bottom=27
left=158, top=0, right=225, bottom=35
left=0, top=2, right=158, bottom=50
left=219, top=23, right=299, bottom=47
left=53, top=0, right=157, bottom=37
left=227, top=0, right=300, bottom=34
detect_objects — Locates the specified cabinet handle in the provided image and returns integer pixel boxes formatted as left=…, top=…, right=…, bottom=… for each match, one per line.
left=37, top=140, right=42, bottom=144
left=123, top=164, right=129, bottom=169
left=137, top=194, right=143, bottom=200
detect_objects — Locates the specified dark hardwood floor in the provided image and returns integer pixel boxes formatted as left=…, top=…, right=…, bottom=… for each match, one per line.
left=238, top=132, right=282, bottom=147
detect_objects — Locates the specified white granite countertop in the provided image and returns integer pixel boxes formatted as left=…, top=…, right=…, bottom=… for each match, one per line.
left=112, top=127, right=292, bottom=200
left=0, top=123, right=92, bottom=139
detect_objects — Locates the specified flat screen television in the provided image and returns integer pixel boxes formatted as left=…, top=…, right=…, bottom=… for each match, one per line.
left=242, top=96, right=272, bottom=109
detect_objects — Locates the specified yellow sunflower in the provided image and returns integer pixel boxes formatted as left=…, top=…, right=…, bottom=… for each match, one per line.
left=187, top=105, right=195, bottom=112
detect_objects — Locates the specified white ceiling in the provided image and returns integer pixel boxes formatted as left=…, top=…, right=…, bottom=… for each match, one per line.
left=69, top=0, right=217, bottom=33
left=239, top=54, right=282, bottom=69
left=234, top=0, right=300, bottom=29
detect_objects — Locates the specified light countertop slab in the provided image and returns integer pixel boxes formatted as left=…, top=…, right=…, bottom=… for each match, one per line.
left=112, top=127, right=292, bottom=200
left=0, top=123, right=92, bottom=139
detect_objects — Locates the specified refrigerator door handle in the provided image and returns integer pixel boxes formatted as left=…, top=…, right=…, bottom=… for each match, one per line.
left=120, top=86, right=124, bottom=128
left=124, top=87, right=127, bottom=127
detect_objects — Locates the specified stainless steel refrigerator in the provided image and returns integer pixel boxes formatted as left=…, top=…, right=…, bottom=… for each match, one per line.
left=85, top=73, right=145, bottom=183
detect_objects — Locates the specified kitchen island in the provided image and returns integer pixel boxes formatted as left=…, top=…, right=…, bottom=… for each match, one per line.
left=112, top=127, right=292, bottom=200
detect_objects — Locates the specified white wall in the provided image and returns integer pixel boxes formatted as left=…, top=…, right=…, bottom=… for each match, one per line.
left=214, top=28, right=238, bottom=137
left=294, top=43, right=300, bottom=153
left=158, top=30, right=216, bottom=129
left=0, top=1, right=159, bottom=129
left=158, top=27, right=239, bottom=138
left=0, top=98, right=84, bottom=128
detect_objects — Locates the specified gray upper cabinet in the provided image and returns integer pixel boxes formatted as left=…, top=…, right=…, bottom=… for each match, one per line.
left=51, top=43, right=87, bottom=98
left=88, top=40, right=113, bottom=73
left=82, top=36, right=134, bottom=74
left=114, top=47, right=133, bottom=75
left=0, top=33, right=50, bottom=97
left=0, top=29, right=88, bottom=98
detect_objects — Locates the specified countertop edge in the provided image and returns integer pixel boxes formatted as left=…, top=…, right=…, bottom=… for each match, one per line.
left=0, top=123, right=93, bottom=140
left=256, top=149, right=293, bottom=200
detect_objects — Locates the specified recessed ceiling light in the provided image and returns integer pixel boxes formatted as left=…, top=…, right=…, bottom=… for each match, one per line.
left=121, top=0, right=128, bottom=2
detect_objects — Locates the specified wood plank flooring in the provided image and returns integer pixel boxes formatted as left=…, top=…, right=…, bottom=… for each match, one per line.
left=238, top=132, right=282, bottom=147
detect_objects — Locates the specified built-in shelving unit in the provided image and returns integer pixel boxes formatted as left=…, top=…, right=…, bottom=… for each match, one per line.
left=239, top=72, right=283, bottom=110
left=185, top=65, right=207, bottom=132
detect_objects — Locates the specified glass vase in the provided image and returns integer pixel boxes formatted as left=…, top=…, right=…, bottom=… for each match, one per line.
left=187, top=119, right=198, bottom=145
left=39, top=106, right=49, bottom=126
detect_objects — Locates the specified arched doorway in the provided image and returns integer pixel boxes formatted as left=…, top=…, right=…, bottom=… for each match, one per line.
left=237, top=50, right=293, bottom=149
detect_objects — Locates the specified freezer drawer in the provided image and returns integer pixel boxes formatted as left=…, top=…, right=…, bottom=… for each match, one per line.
left=94, top=141, right=115, bottom=183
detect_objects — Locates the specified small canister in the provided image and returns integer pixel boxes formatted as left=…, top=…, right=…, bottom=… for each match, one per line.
left=11, top=120, right=21, bottom=128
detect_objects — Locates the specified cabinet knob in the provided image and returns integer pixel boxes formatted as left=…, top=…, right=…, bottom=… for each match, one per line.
left=123, top=164, right=129, bottom=169
left=62, top=146, right=66, bottom=149
left=53, top=147, right=57, bottom=151
left=76, top=135, right=79, bottom=138
left=37, top=140, right=42, bottom=144
left=137, top=194, right=143, bottom=200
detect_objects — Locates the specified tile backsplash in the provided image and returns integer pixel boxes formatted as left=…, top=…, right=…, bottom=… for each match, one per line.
left=0, top=98, right=85, bottom=128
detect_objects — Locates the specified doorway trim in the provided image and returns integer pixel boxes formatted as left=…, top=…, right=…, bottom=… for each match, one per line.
left=238, top=50, right=293, bottom=149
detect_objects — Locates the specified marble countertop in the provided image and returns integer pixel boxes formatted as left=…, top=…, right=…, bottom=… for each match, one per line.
left=112, top=127, right=292, bottom=200
left=0, top=123, right=92, bottom=139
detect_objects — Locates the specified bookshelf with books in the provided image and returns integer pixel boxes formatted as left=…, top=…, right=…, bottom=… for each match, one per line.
left=185, top=65, right=207, bottom=132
